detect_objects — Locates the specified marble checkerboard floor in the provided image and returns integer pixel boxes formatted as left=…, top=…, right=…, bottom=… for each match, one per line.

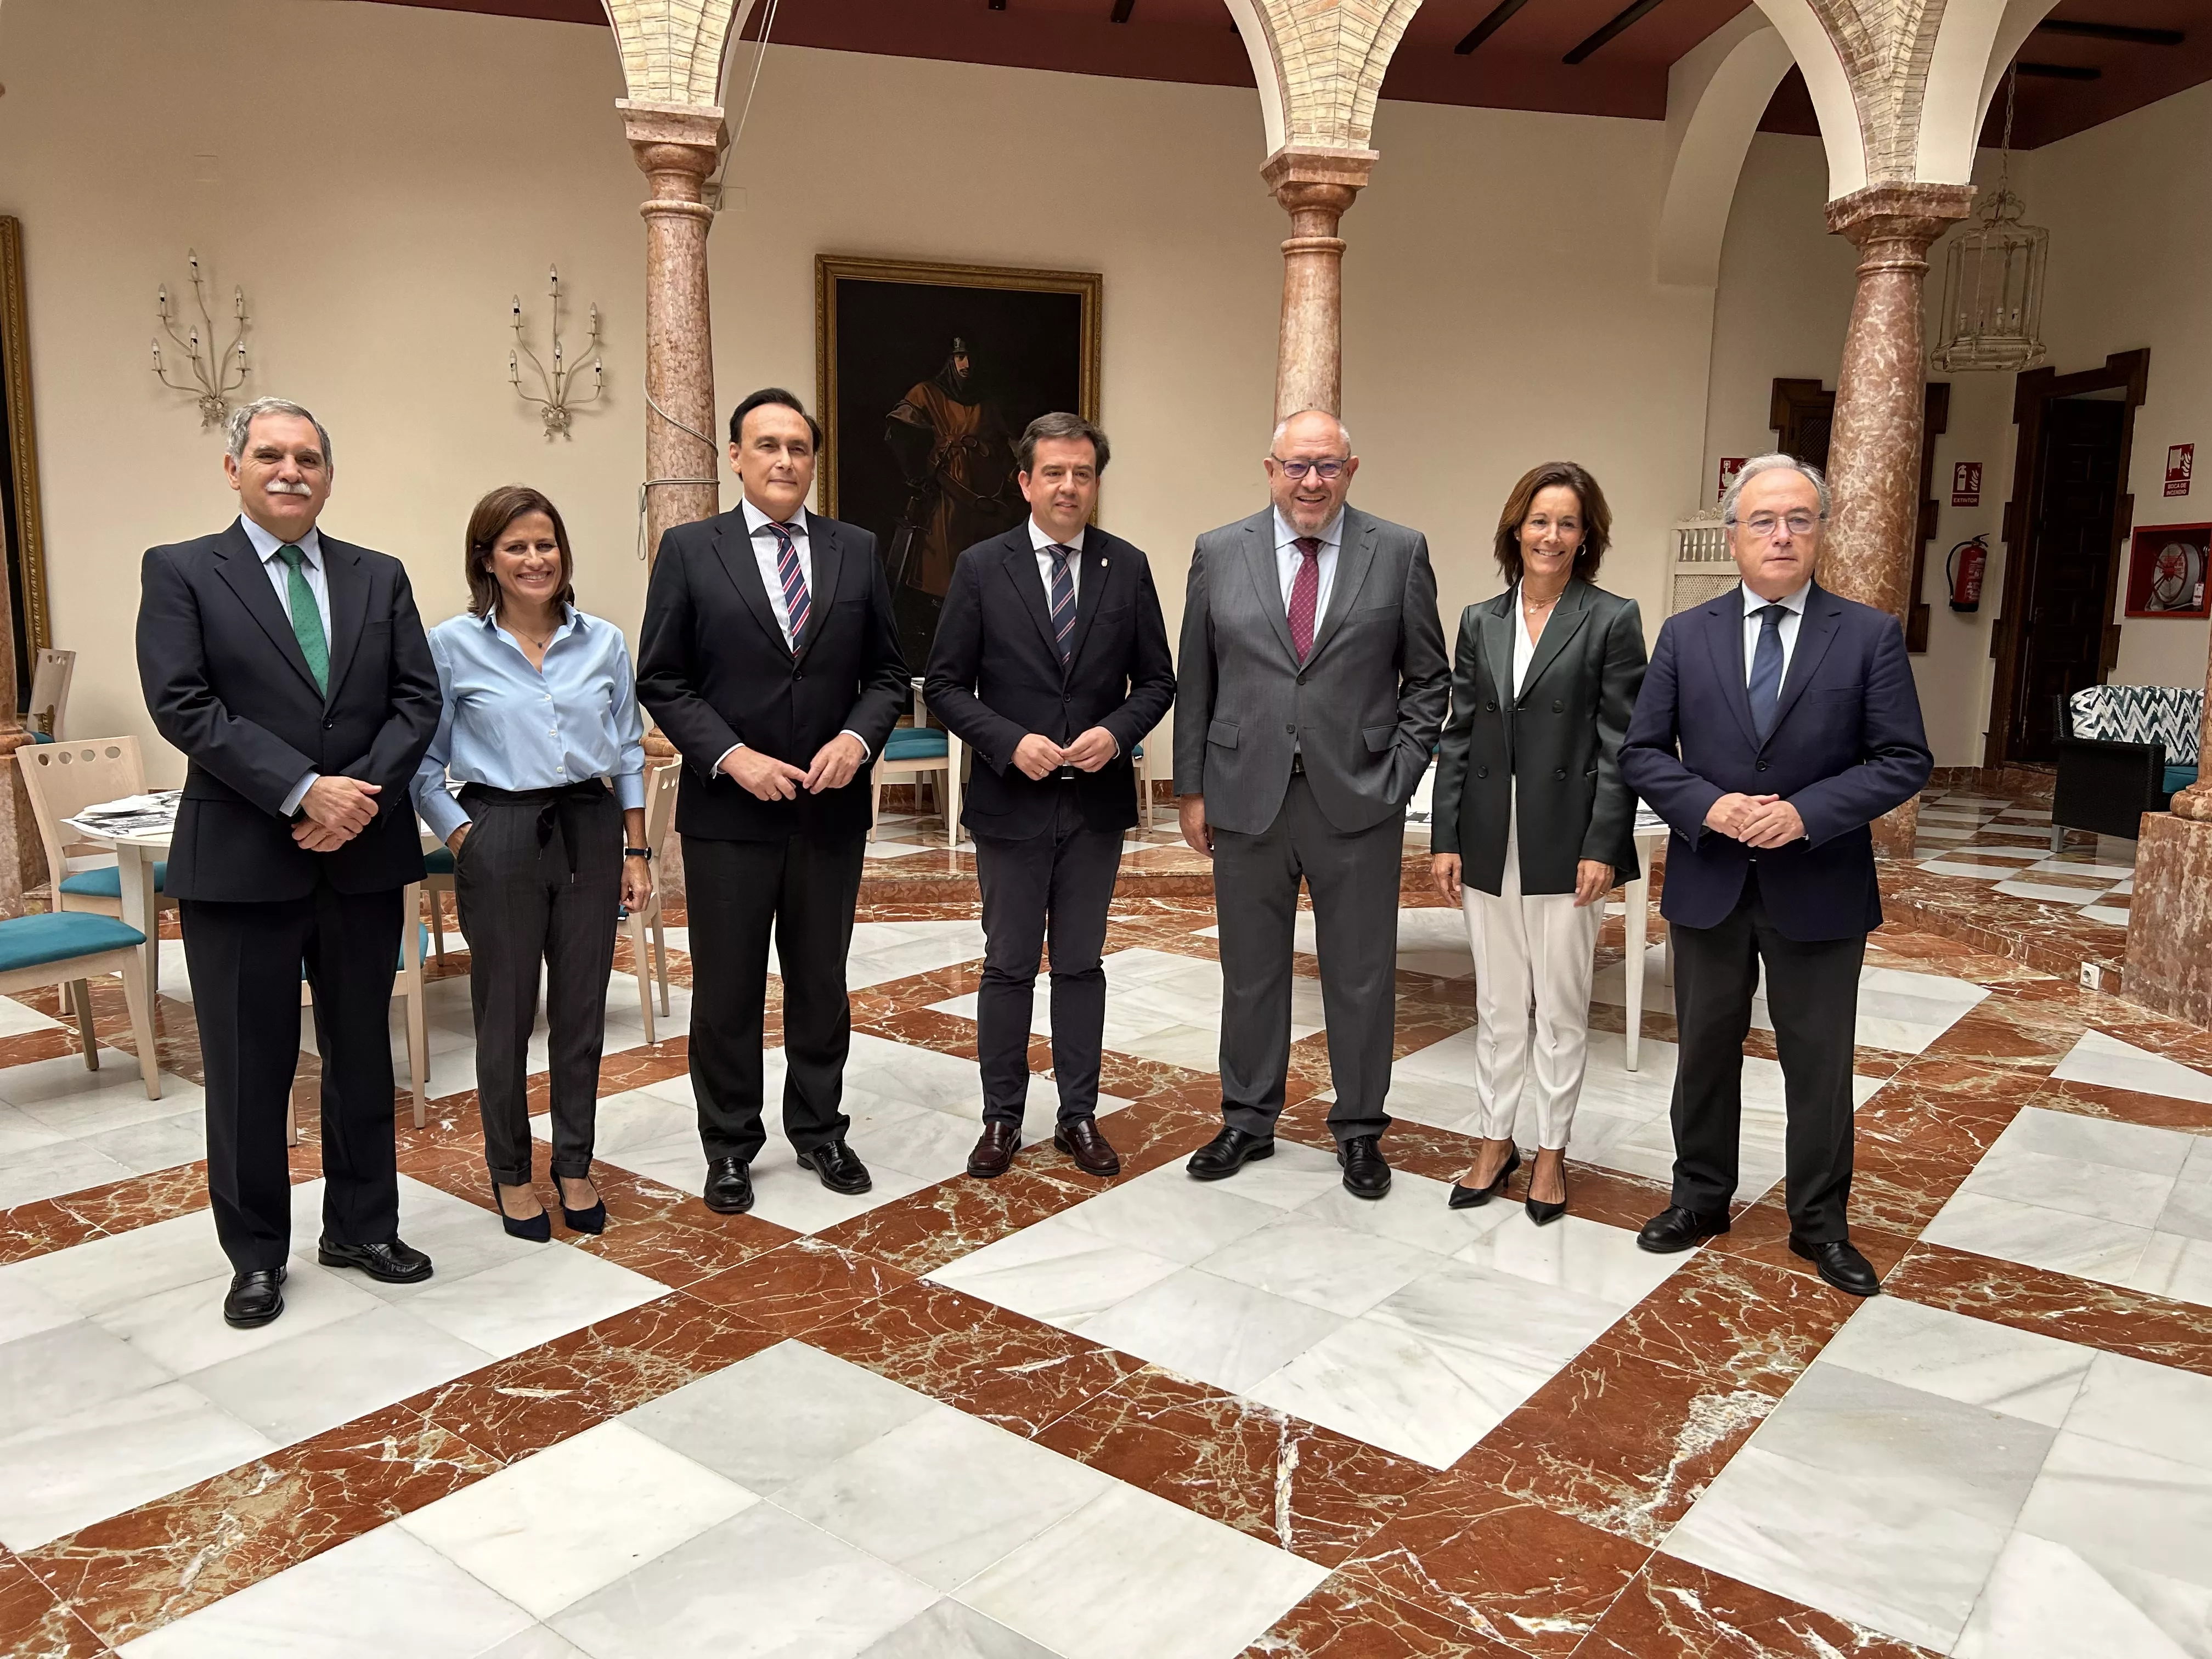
left=4, top=841, right=2212, bottom=1658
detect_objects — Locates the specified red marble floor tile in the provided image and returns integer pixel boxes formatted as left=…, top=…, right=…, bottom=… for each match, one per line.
left=0, top=1028, right=86, bottom=1071
left=1238, top=1574, right=1526, bottom=1658
left=1054, top=1096, right=1220, bottom=1184
left=817, top=1166, right=1091, bottom=1278
left=1575, top=1555, right=1940, bottom=1657
left=0, top=1549, right=111, bottom=1659
left=1098, top=1049, right=1217, bottom=1102
left=19, top=1403, right=498, bottom=1650
left=1884, top=1242, right=2212, bottom=1378
left=0, top=1198, right=104, bottom=1267
left=50, top=1164, right=211, bottom=1240
left=1335, top=1470, right=1651, bottom=1657
left=683, top=1237, right=916, bottom=1336
left=810, top=1278, right=1143, bottom=1437
left=595, top=1040, right=696, bottom=1095
left=2032, top=1074, right=2212, bottom=1135
left=411, top=1293, right=778, bottom=1462
left=1593, top=1249, right=1858, bottom=1398
left=1449, top=1344, right=1773, bottom=1549
left=1708, top=1200, right=1917, bottom=1285
left=1908, top=1001, right=2084, bottom=1073
left=574, top=1210, right=799, bottom=1288
left=1035, top=1365, right=1434, bottom=1567
left=855, top=1006, right=982, bottom=1059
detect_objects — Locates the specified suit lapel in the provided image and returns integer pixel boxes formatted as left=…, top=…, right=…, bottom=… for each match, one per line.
left=319, top=537, right=368, bottom=707
left=1479, top=593, right=1515, bottom=708
left=1518, top=579, right=1593, bottom=698
left=1061, top=527, right=1111, bottom=674
left=212, top=522, right=323, bottom=698
left=713, top=512, right=793, bottom=659
left=1304, top=510, right=1376, bottom=665
left=1766, top=583, right=1843, bottom=743
left=793, top=513, right=842, bottom=664
left=1702, top=590, right=1762, bottom=752
left=1002, top=530, right=1063, bottom=665
left=1238, top=512, right=1298, bottom=663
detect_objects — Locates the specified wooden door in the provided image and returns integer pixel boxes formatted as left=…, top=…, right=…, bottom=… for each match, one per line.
left=2010, top=397, right=2128, bottom=761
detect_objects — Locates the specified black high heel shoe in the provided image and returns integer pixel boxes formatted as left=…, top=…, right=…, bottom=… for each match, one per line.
left=1448, top=1147, right=1521, bottom=1210
left=559, top=1177, right=606, bottom=1236
left=493, top=1183, right=551, bottom=1243
left=1525, top=1152, right=1568, bottom=1227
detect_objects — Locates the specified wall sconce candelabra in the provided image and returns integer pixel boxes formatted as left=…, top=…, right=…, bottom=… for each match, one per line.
left=511, top=266, right=605, bottom=439
left=152, top=250, right=249, bottom=430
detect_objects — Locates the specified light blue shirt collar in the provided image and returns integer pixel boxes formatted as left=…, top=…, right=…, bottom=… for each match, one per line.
left=478, top=602, right=583, bottom=642
left=238, top=514, right=323, bottom=568
left=1742, top=579, right=1811, bottom=618
left=741, top=498, right=809, bottom=538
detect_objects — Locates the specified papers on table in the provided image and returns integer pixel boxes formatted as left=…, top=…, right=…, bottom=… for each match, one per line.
left=65, top=791, right=181, bottom=840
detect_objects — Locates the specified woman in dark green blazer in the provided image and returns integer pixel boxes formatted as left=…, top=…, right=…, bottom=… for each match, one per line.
left=1430, top=462, right=1647, bottom=1223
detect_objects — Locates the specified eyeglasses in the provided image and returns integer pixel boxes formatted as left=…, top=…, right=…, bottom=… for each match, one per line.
left=1730, top=511, right=1824, bottom=539
left=1269, top=456, right=1348, bottom=481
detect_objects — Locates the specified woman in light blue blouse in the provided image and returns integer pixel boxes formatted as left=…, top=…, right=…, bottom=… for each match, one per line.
left=412, top=486, right=651, bottom=1242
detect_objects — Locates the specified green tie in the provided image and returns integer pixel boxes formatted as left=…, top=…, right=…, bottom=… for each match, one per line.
left=276, top=544, right=330, bottom=696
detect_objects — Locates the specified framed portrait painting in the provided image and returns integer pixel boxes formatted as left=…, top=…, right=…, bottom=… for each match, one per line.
left=816, top=255, right=1101, bottom=673
left=2124, top=522, right=2212, bottom=619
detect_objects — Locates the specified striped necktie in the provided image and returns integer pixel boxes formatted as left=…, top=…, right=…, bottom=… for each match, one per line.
left=1047, top=543, right=1077, bottom=667
left=1748, top=603, right=1787, bottom=741
left=765, top=518, right=810, bottom=645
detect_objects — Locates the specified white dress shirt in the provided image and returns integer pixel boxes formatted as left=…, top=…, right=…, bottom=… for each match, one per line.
left=715, top=497, right=869, bottom=776
left=1741, top=580, right=1811, bottom=685
left=238, top=515, right=333, bottom=815
left=1513, top=584, right=1542, bottom=694
left=1029, top=517, right=1081, bottom=605
left=1272, top=506, right=1342, bottom=623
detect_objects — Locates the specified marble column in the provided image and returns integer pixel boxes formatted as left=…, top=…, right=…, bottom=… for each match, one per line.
left=0, top=602, right=29, bottom=917
left=2125, top=633, right=2212, bottom=1022
left=1818, top=182, right=1974, bottom=858
left=1260, top=148, right=1375, bottom=423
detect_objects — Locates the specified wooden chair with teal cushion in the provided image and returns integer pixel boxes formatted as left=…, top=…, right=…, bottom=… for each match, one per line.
left=15, top=736, right=179, bottom=997
left=620, top=761, right=682, bottom=1043
left=421, top=841, right=456, bottom=962
left=290, top=894, right=430, bottom=1143
left=1132, top=741, right=1155, bottom=830
left=0, top=911, right=162, bottom=1099
left=870, top=684, right=962, bottom=844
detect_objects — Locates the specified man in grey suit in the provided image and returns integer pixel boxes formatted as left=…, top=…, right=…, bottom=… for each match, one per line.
left=1175, top=409, right=1451, bottom=1198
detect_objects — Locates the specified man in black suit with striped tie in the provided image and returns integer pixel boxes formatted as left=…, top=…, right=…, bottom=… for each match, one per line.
left=924, top=414, right=1176, bottom=1180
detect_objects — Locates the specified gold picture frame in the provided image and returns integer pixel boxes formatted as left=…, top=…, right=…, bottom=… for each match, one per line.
left=0, top=216, right=52, bottom=669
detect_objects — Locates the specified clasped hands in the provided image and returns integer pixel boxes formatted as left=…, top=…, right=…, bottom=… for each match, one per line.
left=1013, top=728, right=1117, bottom=781
left=1705, top=791, right=1805, bottom=850
left=721, top=733, right=871, bottom=802
left=292, top=775, right=381, bottom=851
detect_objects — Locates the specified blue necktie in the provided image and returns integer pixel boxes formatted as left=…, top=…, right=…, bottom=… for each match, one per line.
left=1748, top=603, right=1786, bottom=741
left=1047, top=543, right=1077, bottom=667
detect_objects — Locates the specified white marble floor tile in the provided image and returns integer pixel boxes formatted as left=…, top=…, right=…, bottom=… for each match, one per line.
left=2079, top=905, right=2133, bottom=928
left=399, top=1240, right=665, bottom=1359
left=2054, top=1029, right=2212, bottom=1105
left=401, top=1420, right=757, bottom=1618
left=1294, top=1171, right=1517, bottom=1259
left=1813, top=1296, right=2090, bottom=1429
left=956, top=1481, right=1329, bottom=1659
left=0, top=1139, right=136, bottom=1209
left=1959, top=1142, right=2177, bottom=1227
left=184, top=1304, right=494, bottom=1445
left=1449, top=1211, right=1683, bottom=1306
left=1954, top=1529, right=2211, bottom=1659
left=2012, top=1430, right=2212, bottom=1598
left=857, top=1600, right=1059, bottom=1659
left=1176, top=1137, right=1347, bottom=1212
left=928, top=1214, right=1184, bottom=1331
left=1075, top=1267, right=1345, bottom=1393
left=98, top=1259, right=385, bottom=1378
left=2029, top=856, right=2137, bottom=877
left=1922, top=1190, right=2153, bottom=1283
left=2123, top=1231, right=2212, bottom=1309
left=7, top=1209, right=232, bottom=1318
left=1991, top=1105, right=2196, bottom=1176
left=1060, top=1166, right=1284, bottom=1263
left=778, top=1402, right=1113, bottom=1590
left=1366, top=1258, right=1628, bottom=1379
left=626, top=1339, right=937, bottom=1495
left=0, top=1051, right=203, bottom=1138
left=549, top=1502, right=938, bottom=1659
left=119, top=1521, right=535, bottom=1658
left=2063, top=1349, right=2212, bottom=1475
left=1192, top=1211, right=1443, bottom=1317
left=1918, top=861, right=2016, bottom=881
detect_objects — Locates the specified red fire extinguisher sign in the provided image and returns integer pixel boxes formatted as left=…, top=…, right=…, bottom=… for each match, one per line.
left=1951, top=462, right=1981, bottom=507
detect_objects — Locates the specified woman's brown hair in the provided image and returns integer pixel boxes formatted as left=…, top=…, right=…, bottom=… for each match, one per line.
left=1492, top=461, right=1612, bottom=586
left=464, top=484, right=575, bottom=617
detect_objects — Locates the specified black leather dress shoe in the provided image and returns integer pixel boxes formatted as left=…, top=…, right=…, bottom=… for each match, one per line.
left=1637, top=1205, right=1730, bottom=1254
left=1338, top=1135, right=1391, bottom=1200
left=1187, top=1126, right=1274, bottom=1181
left=317, top=1237, right=432, bottom=1284
left=799, top=1139, right=873, bottom=1195
left=703, top=1157, right=754, bottom=1215
left=967, top=1122, right=1020, bottom=1180
left=1792, top=1235, right=1881, bottom=1296
left=1054, top=1116, right=1121, bottom=1177
left=223, top=1267, right=286, bottom=1329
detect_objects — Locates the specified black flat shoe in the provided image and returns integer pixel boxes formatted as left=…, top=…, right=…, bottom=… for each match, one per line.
left=1792, top=1235, right=1881, bottom=1296
left=1186, top=1126, right=1274, bottom=1181
left=703, top=1156, right=754, bottom=1215
left=1448, top=1148, right=1520, bottom=1210
left=222, top=1267, right=286, bottom=1329
left=559, top=1182, right=607, bottom=1236
left=1338, top=1135, right=1391, bottom=1200
left=798, top=1139, right=873, bottom=1196
left=492, top=1184, right=551, bottom=1243
left=1636, top=1205, right=1730, bottom=1254
left=317, top=1237, right=433, bottom=1284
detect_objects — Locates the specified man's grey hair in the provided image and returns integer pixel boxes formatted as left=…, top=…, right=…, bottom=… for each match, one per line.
left=1722, top=452, right=1827, bottom=526
left=225, top=397, right=334, bottom=472
left=1270, top=408, right=1353, bottom=456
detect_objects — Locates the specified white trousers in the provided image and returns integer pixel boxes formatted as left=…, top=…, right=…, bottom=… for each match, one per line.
left=1460, top=805, right=1602, bottom=1150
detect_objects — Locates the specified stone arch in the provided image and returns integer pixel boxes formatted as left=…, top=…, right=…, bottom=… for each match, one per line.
left=600, top=0, right=742, bottom=109
left=1221, top=0, right=1425, bottom=158
left=1656, top=12, right=1798, bottom=287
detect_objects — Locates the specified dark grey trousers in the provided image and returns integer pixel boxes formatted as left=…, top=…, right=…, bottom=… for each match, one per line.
left=973, top=789, right=1125, bottom=1127
left=453, top=787, right=622, bottom=1186
left=1668, top=867, right=1866, bottom=1242
left=1211, top=772, right=1404, bottom=1144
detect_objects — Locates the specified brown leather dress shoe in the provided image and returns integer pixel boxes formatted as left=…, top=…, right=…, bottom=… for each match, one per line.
left=1054, top=1116, right=1121, bottom=1177
left=967, top=1122, right=1021, bottom=1179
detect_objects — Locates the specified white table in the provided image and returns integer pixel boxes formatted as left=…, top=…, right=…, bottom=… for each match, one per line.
left=1620, top=821, right=1670, bottom=1071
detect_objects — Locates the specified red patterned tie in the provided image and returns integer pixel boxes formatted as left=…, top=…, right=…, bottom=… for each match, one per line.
left=1287, top=537, right=1322, bottom=662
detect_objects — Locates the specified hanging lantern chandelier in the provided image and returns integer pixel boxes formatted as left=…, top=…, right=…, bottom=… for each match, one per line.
left=1932, top=67, right=2050, bottom=373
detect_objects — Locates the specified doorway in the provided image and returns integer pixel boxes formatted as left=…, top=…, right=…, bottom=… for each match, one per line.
left=1986, top=350, right=2148, bottom=767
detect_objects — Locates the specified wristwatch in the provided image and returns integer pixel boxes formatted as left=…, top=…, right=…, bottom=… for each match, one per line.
left=624, top=847, right=652, bottom=862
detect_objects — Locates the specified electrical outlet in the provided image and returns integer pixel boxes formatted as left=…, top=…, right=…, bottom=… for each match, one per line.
left=2079, top=961, right=2103, bottom=991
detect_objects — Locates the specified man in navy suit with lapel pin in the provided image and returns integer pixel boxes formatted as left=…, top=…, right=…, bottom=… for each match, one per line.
left=1620, top=453, right=1932, bottom=1295
left=638, top=388, right=909, bottom=1218
left=138, top=397, right=443, bottom=1329
left=924, top=414, right=1175, bottom=1180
